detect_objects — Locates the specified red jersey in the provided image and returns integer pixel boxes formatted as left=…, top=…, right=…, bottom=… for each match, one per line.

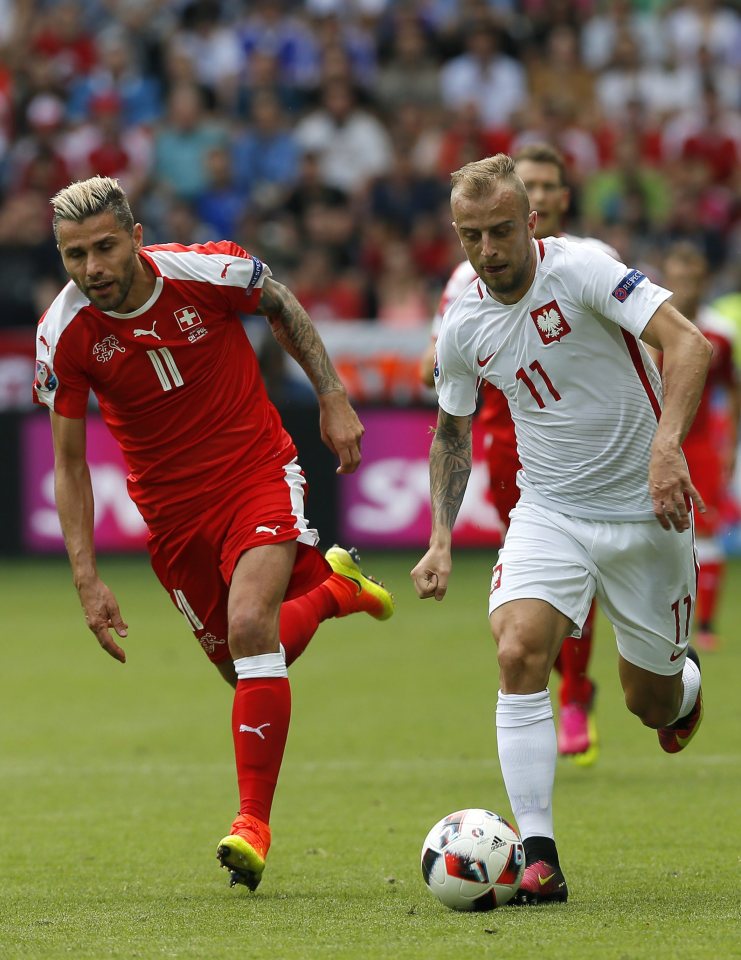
left=684, top=308, right=736, bottom=444
left=33, top=241, right=295, bottom=530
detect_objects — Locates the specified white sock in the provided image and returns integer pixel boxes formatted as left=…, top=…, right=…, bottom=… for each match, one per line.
left=233, top=648, right=287, bottom=680
left=496, top=690, right=556, bottom=841
left=672, top=657, right=701, bottom=724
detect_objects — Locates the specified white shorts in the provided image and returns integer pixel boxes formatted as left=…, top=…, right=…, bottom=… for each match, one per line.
left=488, top=501, right=698, bottom=676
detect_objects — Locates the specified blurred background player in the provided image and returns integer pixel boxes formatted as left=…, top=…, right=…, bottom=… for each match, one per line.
left=420, top=144, right=615, bottom=764
left=34, top=176, right=394, bottom=893
left=663, top=242, right=740, bottom=651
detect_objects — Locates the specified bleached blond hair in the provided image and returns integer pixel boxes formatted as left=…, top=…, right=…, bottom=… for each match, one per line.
left=51, top=176, right=134, bottom=241
left=450, top=154, right=529, bottom=214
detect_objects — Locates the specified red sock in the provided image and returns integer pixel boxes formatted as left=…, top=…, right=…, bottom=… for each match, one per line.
left=696, top=559, right=723, bottom=630
left=232, top=677, right=291, bottom=823
left=558, top=602, right=596, bottom=707
left=279, top=583, right=338, bottom=667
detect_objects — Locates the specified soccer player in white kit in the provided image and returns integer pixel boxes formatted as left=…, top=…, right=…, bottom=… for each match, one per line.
left=411, top=154, right=712, bottom=905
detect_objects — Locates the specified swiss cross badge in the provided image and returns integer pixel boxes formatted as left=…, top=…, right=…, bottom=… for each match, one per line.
left=530, top=300, right=571, bottom=344
left=174, top=306, right=203, bottom=331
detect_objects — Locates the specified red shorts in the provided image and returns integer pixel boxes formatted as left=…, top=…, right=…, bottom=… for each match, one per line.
left=684, top=439, right=723, bottom=536
left=148, top=456, right=331, bottom=663
left=483, top=433, right=521, bottom=531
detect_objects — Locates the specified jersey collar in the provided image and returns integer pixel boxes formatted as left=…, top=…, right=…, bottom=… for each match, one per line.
left=103, top=275, right=164, bottom=319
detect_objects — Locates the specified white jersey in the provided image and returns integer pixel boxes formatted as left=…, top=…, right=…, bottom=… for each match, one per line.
left=431, top=234, right=618, bottom=338
left=435, top=236, right=672, bottom=520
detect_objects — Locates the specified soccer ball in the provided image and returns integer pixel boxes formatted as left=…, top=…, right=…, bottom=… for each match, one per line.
left=421, top=809, right=525, bottom=911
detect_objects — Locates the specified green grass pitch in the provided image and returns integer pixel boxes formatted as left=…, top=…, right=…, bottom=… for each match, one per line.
left=1, top=551, right=739, bottom=960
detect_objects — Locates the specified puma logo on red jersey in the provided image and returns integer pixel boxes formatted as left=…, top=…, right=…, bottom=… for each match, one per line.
left=221, top=262, right=232, bottom=278
left=133, top=320, right=161, bottom=341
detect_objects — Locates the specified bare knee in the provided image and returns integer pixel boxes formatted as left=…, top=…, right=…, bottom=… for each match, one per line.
left=228, top=606, right=279, bottom=659
left=495, top=628, right=552, bottom=693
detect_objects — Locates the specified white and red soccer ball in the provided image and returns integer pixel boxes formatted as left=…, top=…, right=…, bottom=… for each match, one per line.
left=421, top=809, right=524, bottom=911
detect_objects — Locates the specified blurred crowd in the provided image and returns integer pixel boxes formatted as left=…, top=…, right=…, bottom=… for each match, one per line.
left=0, top=0, right=739, bottom=332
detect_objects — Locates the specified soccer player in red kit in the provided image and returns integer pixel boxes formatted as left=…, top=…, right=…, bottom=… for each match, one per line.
left=33, top=176, right=394, bottom=892
left=420, top=145, right=611, bottom=763
left=663, top=243, right=740, bottom=651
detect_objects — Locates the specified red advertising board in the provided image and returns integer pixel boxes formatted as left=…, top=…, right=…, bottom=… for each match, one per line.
left=22, top=413, right=148, bottom=552
left=339, top=409, right=504, bottom=549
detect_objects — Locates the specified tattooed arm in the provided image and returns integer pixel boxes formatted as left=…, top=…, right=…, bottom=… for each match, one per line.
left=410, top=409, right=473, bottom=600
left=256, top=276, right=364, bottom=474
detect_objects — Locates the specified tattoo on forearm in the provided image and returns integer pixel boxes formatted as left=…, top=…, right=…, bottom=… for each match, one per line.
left=430, top=412, right=472, bottom=530
left=259, top=279, right=343, bottom=395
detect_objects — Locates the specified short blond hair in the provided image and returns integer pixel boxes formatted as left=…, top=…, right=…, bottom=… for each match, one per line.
left=450, top=154, right=529, bottom=213
left=51, top=176, right=134, bottom=240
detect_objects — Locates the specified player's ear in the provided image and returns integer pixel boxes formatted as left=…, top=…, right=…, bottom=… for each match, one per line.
left=132, top=222, right=143, bottom=251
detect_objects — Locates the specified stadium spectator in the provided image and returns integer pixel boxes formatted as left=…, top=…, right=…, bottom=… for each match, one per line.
left=369, top=149, right=446, bottom=235
left=293, top=247, right=368, bottom=322
left=580, top=0, right=663, bottom=72
left=0, top=190, right=65, bottom=328
left=237, top=48, right=306, bottom=116
left=170, top=0, right=244, bottom=113
left=594, top=29, right=698, bottom=120
left=310, top=9, right=379, bottom=90
left=65, top=91, right=152, bottom=205
left=30, top=1, right=97, bottom=87
left=582, top=133, right=671, bottom=235
left=152, top=83, right=228, bottom=201
left=509, top=96, right=600, bottom=185
left=231, top=94, right=300, bottom=202
left=662, top=83, right=741, bottom=186
left=5, top=94, right=71, bottom=198
left=34, top=175, right=394, bottom=894
left=375, top=16, right=441, bottom=111
left=195, top=145, right=250, bottom=240
left=294, top=78, right=393, bottom=195
left=66, top=28, right=162, bottom=129
left=412, top=153, right=710, bottom=905
left=374, top=239, right=434, bottom=329
left=238, top=1, right=320, bottom=93
left=436, top=103, right=511, bottom=182
left=526, top=24, right=595, bottom=111
left=664, top=0, right=741, bottom=74
left=0, top=0, right=734, bottom=346
left=439, top=20, right=526, bottom=129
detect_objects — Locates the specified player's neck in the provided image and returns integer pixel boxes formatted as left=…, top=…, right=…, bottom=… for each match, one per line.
left=116, top=254, right=157, bottom=313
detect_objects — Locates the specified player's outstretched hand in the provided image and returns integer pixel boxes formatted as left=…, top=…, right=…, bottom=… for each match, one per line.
left=411, top=547, right=452, bottom=601
left=649, top=440, right=706, bottom=532
left=318, top=390, right=364, bottom=474
left=77, top=577, right=128, bottom=663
